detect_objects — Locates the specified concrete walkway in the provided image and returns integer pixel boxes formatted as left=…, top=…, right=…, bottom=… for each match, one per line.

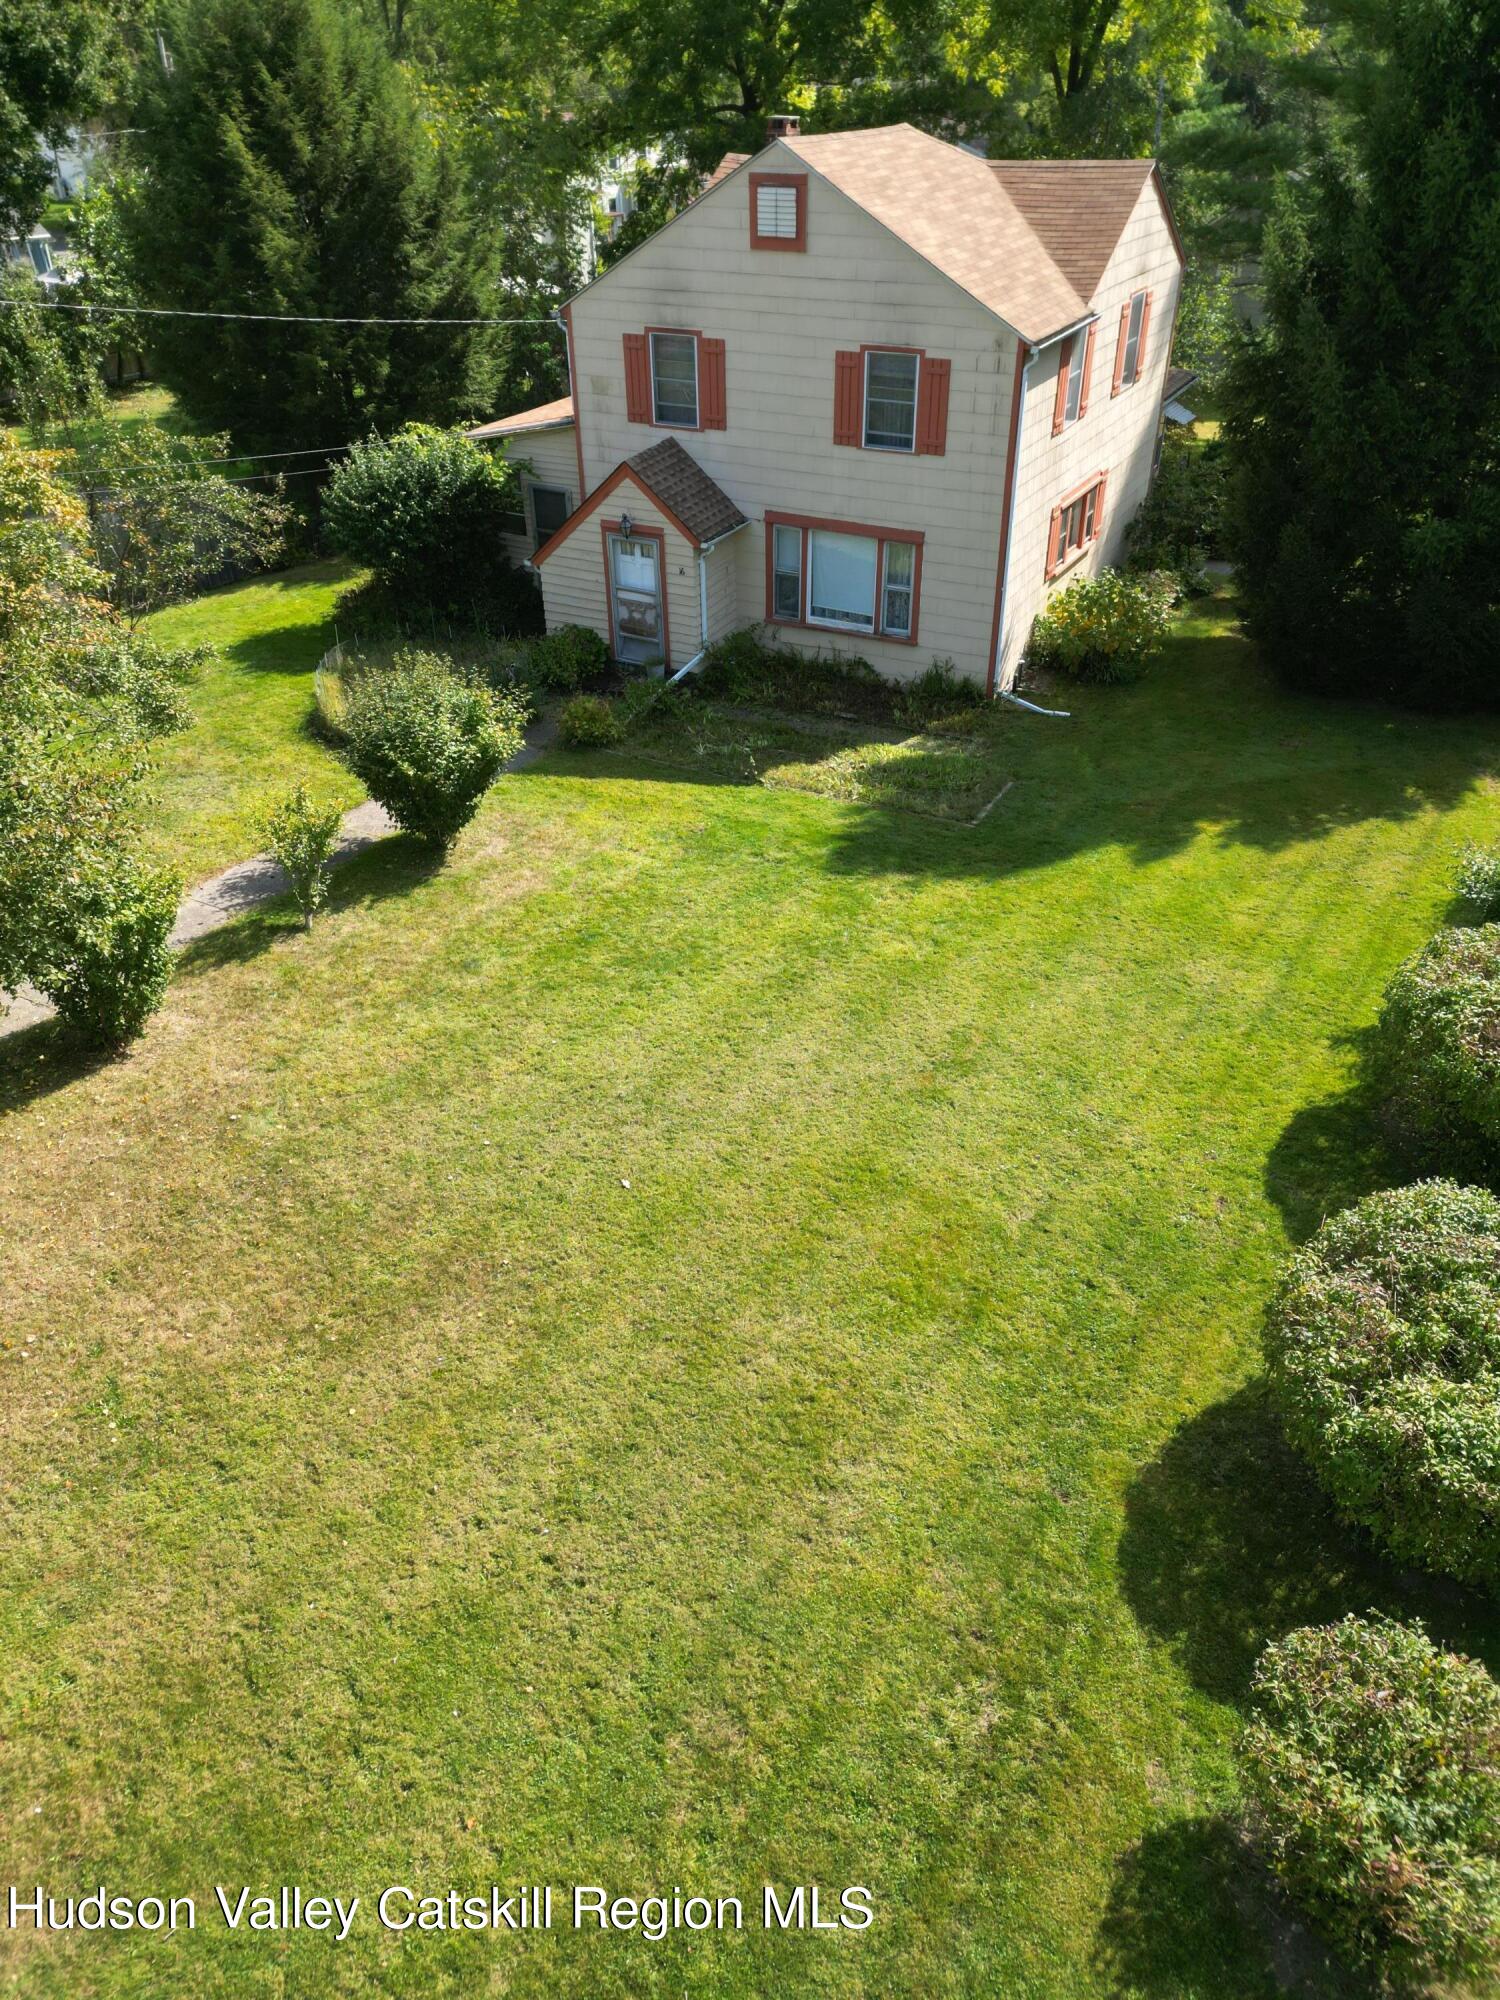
left=1, top=715, right=556, bottom=1041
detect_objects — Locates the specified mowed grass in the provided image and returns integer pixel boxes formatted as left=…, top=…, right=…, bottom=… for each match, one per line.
left=4, top=593, right=1500, bottom=1999
left=143, top=560, right=365, bottom=883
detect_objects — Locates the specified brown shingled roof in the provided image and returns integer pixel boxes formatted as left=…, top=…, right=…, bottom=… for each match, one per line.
left=987, top=160, right=1158, bottom=299
left=782, top=125, right=1087, bottom=344
left=704, top=152, right=750, bottom=192
left=626, top=436, right=747, bottom=545
left=468, top=394, right=575, bottom=439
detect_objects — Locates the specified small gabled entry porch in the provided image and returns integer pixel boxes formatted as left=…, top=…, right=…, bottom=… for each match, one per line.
left=530, top=436, right=749, bottom=674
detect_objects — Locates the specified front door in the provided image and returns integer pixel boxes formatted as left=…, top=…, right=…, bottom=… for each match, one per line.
left=608, top=534, right=664, bottom=665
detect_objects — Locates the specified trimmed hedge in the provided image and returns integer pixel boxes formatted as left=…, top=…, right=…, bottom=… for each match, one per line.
left=1378, top=923, right=1500, bottom=1170
left=1263, top=1179, right=1500, bottom=1588
left=557, top=693, right=623, bottom=748
left=342, top=649, right=527, bottom=848
left=529, top=624, right=610, bottom=691
left=1240, top=1615, right=1500, bottom=1985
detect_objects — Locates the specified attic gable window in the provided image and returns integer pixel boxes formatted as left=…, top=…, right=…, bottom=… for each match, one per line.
left=749, top=173, right=806, bottom=250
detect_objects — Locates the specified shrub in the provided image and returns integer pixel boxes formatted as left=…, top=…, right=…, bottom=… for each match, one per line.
left=1240, top=1614, right=1500, bottom=1985
left=1123, top=431, right=1226, bottom=591
left=893, top=658, right=987, bottom=731
left=1026, top=568, right=1175, bottom=685
left=558, top=693, right=624, bottom=749
left=36, top=854, right=179, bottom=1047
left=1457, top=842, right=1500, bottom=921
left=342, top=649, right=526, bottom=848
left=258, top=785, right=344, bottom=928
left=1263, top=1179, right=1500, bottom=1587
left=323, top=427, right=529, bottom=617
left=528, top=624, right=610, bottom=691
left=699, top=625, right=891, bottom=721
left=1378, top=924, right=1500, bottom=1171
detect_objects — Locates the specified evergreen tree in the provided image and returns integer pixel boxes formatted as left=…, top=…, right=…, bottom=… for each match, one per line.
left=118, top=0, right=506, bottom=453
left=1224, top=0, right=1500, bottom=708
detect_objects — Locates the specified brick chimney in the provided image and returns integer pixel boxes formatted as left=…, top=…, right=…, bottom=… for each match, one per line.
left=766, top=113, right=800, bottom=143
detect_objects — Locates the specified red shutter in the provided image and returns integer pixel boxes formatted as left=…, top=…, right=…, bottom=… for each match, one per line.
left=1051, top=336, right=1073, bottom=435
left=916, top=355, right=951, bottom=455
left=1135, top=292, right=1153, bottom=384
left=699, top=336, right=726, bottom=429
left=1078, top=324, right=1097, bottom=417
left=1045, top=504, right=1063, bottom=577
left=1110, top=304, right=1130, bottom=396
left=623, top=333, right=651, bottom=424
left=833, top=349, right=862, bottom=446
left=1091, top=471, right=1108, bottom=541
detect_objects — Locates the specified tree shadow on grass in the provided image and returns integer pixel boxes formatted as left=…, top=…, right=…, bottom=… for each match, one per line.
left=1095, top=1817, right=1365, bottom=2000
left=0, top=1017, right=121, bottom=1119
left=1261, top=1029, right=1395, bottom=1245
left=1117, top=1382, right=1500, bottom=1710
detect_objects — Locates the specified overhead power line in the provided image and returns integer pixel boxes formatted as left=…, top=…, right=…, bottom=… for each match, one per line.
left=0, top=298, right=563, bottom=327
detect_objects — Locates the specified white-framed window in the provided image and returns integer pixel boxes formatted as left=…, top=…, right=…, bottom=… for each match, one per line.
left=771, top=521, right=919, bottom=640
left=650, top=331, right=698, bottom=427
left=1120, top=291, right=1147, bottom=387
left=1062, top=339, right=1087, bottom=425
left=772, top=523, right=802, bottom=620
left=882, top=541, right=915, bottom=638
left=756, top=183, right=798, bottom=240
left=863, top=350, right=919, bottom=452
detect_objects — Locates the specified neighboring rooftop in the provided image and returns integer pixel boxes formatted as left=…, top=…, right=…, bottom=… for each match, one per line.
left=468, top=394, right=575, bottom=440
left=625, top=435, right=747, bottom=545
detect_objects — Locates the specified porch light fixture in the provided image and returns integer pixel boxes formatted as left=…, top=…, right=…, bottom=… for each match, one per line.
left=618, top=511, right=633, bottom=537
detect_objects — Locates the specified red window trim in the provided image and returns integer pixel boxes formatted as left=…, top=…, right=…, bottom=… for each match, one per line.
left=600, top=517, right=672, bottom=670
left=749, top=172, right=807, bottom=251
left=644, top=325, right=705, bottom=432
left=1044, top=470, right=1108, bottom=580
left=764, top=509, right=925, bottom=647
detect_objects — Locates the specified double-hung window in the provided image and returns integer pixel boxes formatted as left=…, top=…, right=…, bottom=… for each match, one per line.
left=863, top=350, right=919, bottom=452
left=768, top=515, right=921, bottom=642
left=1116, top=289, right=1149, bottom=391
left=1046, top=474, right=1107, bottom=578
left=650, top=331, right=699, bottom=428
left=1062, top=341, right=1086, bottom=425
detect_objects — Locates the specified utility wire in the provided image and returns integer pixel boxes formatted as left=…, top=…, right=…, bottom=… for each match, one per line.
left=0, top=297, right=563, bottom=327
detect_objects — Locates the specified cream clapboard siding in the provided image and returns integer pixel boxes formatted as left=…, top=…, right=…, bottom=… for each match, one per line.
left=703, top=533, right=742, bottom=647
left=568, top=138, right=1020, bottom=686
left=997, top=177, right=1182, bottom=688
left=536, top=474, right=700, bottom=668
left=494, top=427, right=581, bottom=567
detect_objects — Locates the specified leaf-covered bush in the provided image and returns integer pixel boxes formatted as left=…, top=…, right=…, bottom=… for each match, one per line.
left=258, top=785, right=344, bottom=927
left=341, top=648, right=526, bottom=848
left=1378, top=924, right=1500, bottom=1171
left=34, top=853, right=179, bottom=1047
left=528, top=624, right=610, bottom=690
left=1456, top=843, right=1500, bottom=922
left=557, top=693, right=624, bottom=748
left=1026, top=568, right=1175, bottom=685
left=1240, top=1614, right=1500, bottom=1985
left=1123, top=433, right=1226, bottom=590
left=1263, top=1179, right=1500, bottom=1587
left=323, top=427, right=528, bottom=617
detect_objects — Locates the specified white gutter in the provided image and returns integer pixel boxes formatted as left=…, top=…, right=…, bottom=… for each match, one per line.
left=990, top=314, right=1096, bottom=711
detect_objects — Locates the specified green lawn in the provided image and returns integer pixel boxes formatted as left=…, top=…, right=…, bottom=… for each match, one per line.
left=144, top=559, right=365, bottom=883
left=3, top=593, right=1499, bottom=1999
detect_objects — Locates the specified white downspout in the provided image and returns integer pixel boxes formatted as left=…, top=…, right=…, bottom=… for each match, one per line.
left=665, top=519, right=749, bottom=682
left=991, top=314, right=1096, bottom=715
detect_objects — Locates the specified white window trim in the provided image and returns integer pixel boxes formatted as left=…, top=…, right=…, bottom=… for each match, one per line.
left=1063, top=341, right=1086, bottom=426
left=862, top=348, right=920, bottom=454
left=1121, top=292, right=1146, bottom=387
left=806, top=528, right=878, bottom=633
left=881, top=541, right=914, bottom=638
left=649, top=330, right=699, bottom=429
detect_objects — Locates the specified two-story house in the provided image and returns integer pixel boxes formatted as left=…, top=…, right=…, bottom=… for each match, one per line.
left=471, top=120, right=1184, bottom=694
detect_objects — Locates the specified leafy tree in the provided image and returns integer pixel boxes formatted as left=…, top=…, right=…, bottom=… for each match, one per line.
left=258, top=785, right=344, bottom=927
left=80, top=422, right=287, bottom=625
left=1224, top=0, right=1500, bottom=708
left=0, top=0, right=122, bottom=234
left=0, top=437, right=191, bottom=1044
left=116, top=0, right=507, bottom=453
